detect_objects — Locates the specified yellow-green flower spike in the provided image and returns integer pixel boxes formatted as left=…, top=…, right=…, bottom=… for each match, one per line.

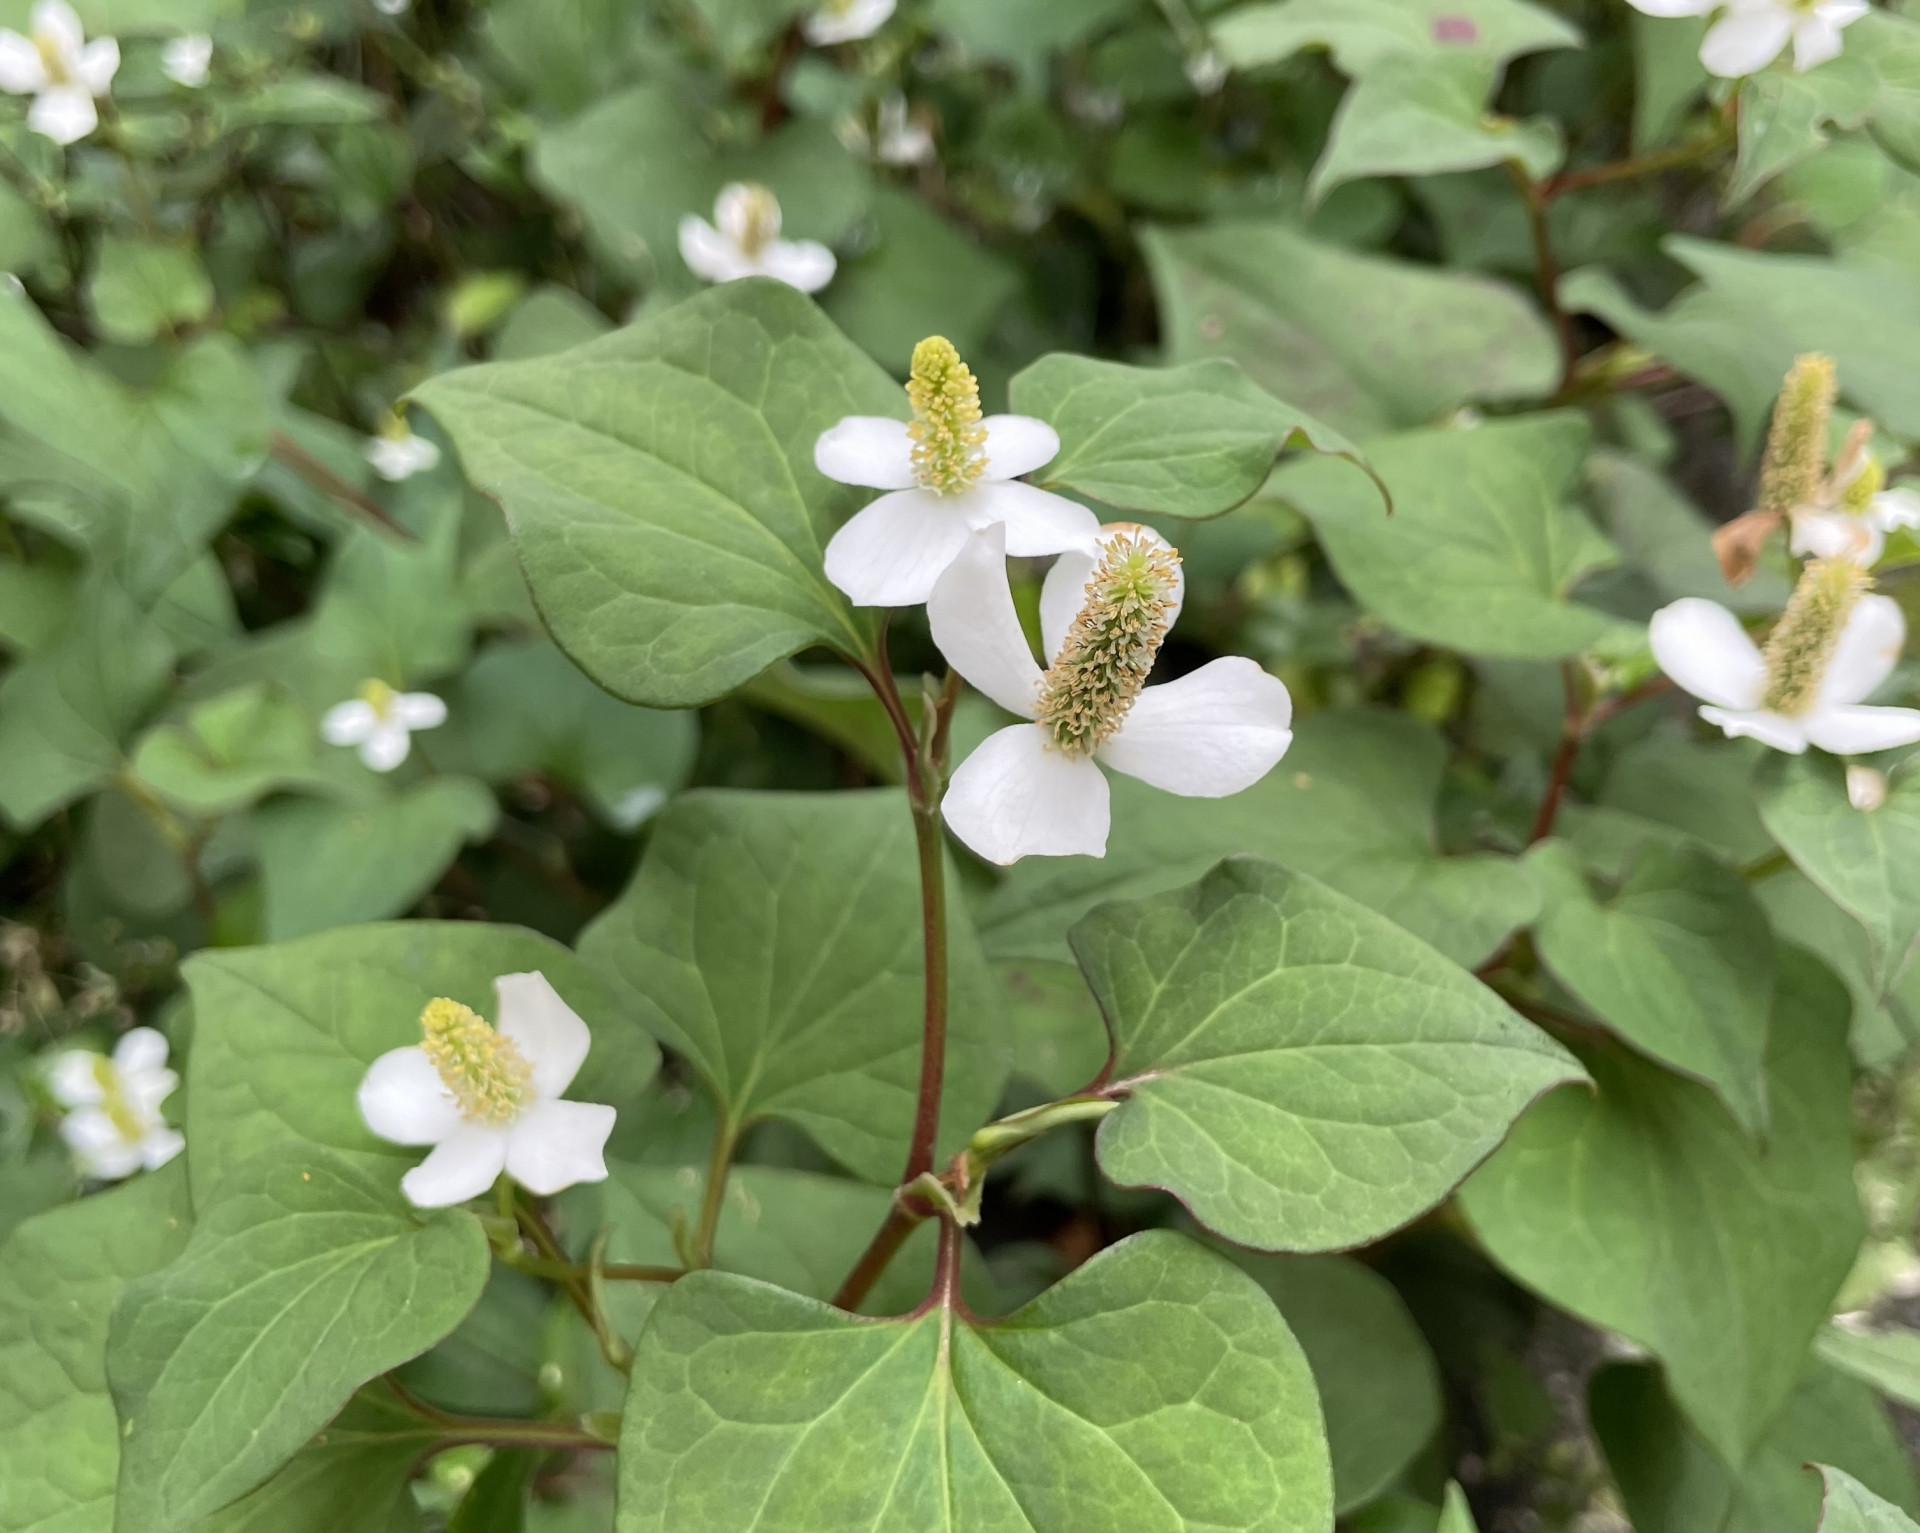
left=906, top=336, right=987, bottom=495
left=1841, top=454, right=1885, bottom=517
left=1760, top=556, right=1869, bottom=717
left=1035, top=529, right=1182, bottom=754
left=732, top=184, right=781, bottom=257
left=1757, top=354, right=1837, bottom=517
left=358, top=678, right=398, bottom=718
left=420, top=997, right=533, bottom=1126
left=89, top=1055, right=142, bottom=1142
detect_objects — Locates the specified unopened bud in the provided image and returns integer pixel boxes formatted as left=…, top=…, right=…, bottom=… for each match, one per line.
left=1848, top=765, right=1888, bottom=812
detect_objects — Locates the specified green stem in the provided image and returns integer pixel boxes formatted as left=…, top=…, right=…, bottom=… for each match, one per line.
left=384, top=1375, right=613, bottom=1451
left=1544, top=129, right=1732, bottom=199
left=501, top=1253, right=683, bottom=1285
left=691, top=1118, right=738, bottom=1269
left=514, top=1193, right=632, bottom=1373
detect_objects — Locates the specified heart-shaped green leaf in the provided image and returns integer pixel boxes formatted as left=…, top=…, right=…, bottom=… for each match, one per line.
left=1072, top=858, right=1583, bottom=1251
left=1817, top=1465, right=1920, bottom=1533
left=1268, top=412, right=1626, bottom=659
left=1758, top=752, right=1920, bottom=998
left=578, top=789, right=1009, bottom=1183
left=1007, top=353, right=1383, bottom=520
left=109, top=1145, right=489, bottom=1531
left=0, top=1164, right=193, bottom=1533
left=615, top=1230, right=1332, bottom=1532
left=1461, top=948, right=1862, bottom=1467
left=1529, top=838, right=1774, bottom=1138
left=414, top=278, right=897, bottom=707
left=181, top=921, right=654, bottom=1201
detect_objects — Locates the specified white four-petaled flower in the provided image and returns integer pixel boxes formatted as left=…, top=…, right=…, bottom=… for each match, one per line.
left=366, top=423, right=440, bottom=481
left=928, top=522, right=1295, bottom=863
left=804, top=0, right=895, bottom=46
left=48, top=1028, right=183, bottom=1181
left=322, top=679, right=447, bottom=771
left=359, top=973, right=616, bottom=1208
left=0, top=1, right=119, bottom=145
left=678, top=183, right=835, bottom=293
left=1650, top=568, right=1920, bottom=755
left=819, top=335, right=1099, bottom=607
left=161, top=33, right=212, bottom=88
left=872, top=94, right=934, bottom=165
left=1626, top=0, right=1868, bottom=78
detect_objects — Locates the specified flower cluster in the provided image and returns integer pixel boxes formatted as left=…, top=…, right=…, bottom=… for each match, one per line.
left=322, top=679, right=447, bottom=771
left=679, top=183, right=836, bottom=294
left=48, top=1029, right=182, bottom=1181
left=816, top=336, right=1295, bottom=862
left=0, top=2, right=116, bottom=145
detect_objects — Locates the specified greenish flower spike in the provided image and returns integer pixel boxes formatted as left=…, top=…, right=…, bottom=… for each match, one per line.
left=1035, top=528, right=1182, bottom=754
left=1760, top=556, right=1868, bottom=717
left=906, top=335, right=987, bottom=495
left=420, top=996, right=532, bottom=1125
left=1757, top=353, right=1836, bottom=517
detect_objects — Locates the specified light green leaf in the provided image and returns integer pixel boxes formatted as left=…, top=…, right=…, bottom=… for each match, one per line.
left=1223, top=1251, right=1442, bottom=1513
left=415, top=279, right=897, bottom=708
left=577, top=789, right=1009, bottom=1184
left=253, top=776, right=500, bottom=941
left=1562, top=236, right=1920, bottom=451
left=737, top=659, right=909, bottom=784
left=0, top=1165, right=193, bottom=1533
left=109, top=1146, right=490, bottom=1531
left=1214, top=0, right=1580, bottom=74
left=1461, top=949, right=1862, bottom=1466
left=0, top=555, right=73, bottom=655
left=87, top=237, right=214, bottom=346
left=1309, top=53, right=1563, bottom=203
left=202, top=1386, right=434, bottom=1533
left=822, top=186, right=1021, bottom=374
left=1008, top=354, right=1382, bottom=520
left=1072, top=858, right=1582, bottom=1251
left=1759, top=752, right=1920, bottom=998
left=977, top=708, right=1539, bottom=972
left=1817, top=1325, right=1920, bottom=1409
left=180, top=921, right=654, bottom=1200
left=1632, top=13, right=1709, bottom=151
left=925, top=0, right=1134, bottom=88
left=444, top=638, right=697, bottom=828
left=1591, top=1359, right=1919, bottom=1533
left=1529, top=838, right=1773, bottom=1138
left=615, top=1230, right=1332, bottom=1532
left=0, top=576, right=174, bottom=830
left=131, top=684, right=327, bottom=816
left=1438, top=1481, right=1480, bottom=1533
left=1819, top=1465, right=1920, bottom=1533
left=493, top=285, right=615, bottom=362
left=1270, top=413, right=1623, bottom=658
left=1143, top=221, right=1558, bottom=437
left=139, top=336, right=274, bottom=483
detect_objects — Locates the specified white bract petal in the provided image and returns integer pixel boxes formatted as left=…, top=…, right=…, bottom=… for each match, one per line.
left=975, top=415, right=1060, bottom=482
left=162, top=34, right=212, bottom=88
left=0, top=31, right=48, bottom=93
left=1040, top=546, right=1099, bottom=661
left=359, top=720, right=413, bottom=772
left=814, top=416, right=917, bottom=489
left=823, top=488, right=973, bottom=608
left=759, top=238, right=836, bottom=293
left=47, top=1030, right=181, bottom=1181
left=27, top=82, right=94, bottom=144
left=1816, top=593, right=1904, bottom=708
left=1802, top=706, right=1920, bottom=755
left=944, top=723, right=1111, bottom=864
left=1624, top=0, right=1718, bottom=14
left=1698, top=705, right=1811, bottom=752
left=926, top=524, right=1045, bottom=717
left=963, top=480, right=1103, bottom=558
left=678, top=215, right=752, bottom=283
left=1649, top=598, right=1766, bottom=710
left=360, top=976, right=615, bottom=1208
left=1873, top=487, right=1920, bottom=533
left=804, top=0, right=895, bottom=45
left=1096, top=657, right=1294, bottom=796
left=71, top=34, right=115, bottom=94
left=1791, top=508, right=1883, bottom=566
left=392, top=691, right=449, bottom=730
left=33, top=2, right=84, bottom=61
left=1700, top=4, right=1794, bottom=76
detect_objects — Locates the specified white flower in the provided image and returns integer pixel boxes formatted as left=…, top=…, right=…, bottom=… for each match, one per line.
left=366, top=425, right=440, bottom=481
left=1848, top=764, right=1888, bottom=811
left=374, top=0, right=412, bottom=14
left=1625, top=0, right=1867, bottom=77
left=928, top=522, right=1294, bottom=863
left=1650, top=571, right=1920, bottom=755
left=0, top=1, right=119, bottom=146
left=678, top=183, right=835, bottom=293
left=161, top=33, right=211, bottom=88
left=873, top=94, right=934, bottom=166
left=818, top=335, right=1100, bottom=607
left=322, top=679, right=447, bottom=771
left=47, top=1029, right=183, bottom=1181
left=804, top=0, right=895, bottom=45
left=1793, top=485, right=1920, bottom=568
left=359, top=974, right=616, bottom=1208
